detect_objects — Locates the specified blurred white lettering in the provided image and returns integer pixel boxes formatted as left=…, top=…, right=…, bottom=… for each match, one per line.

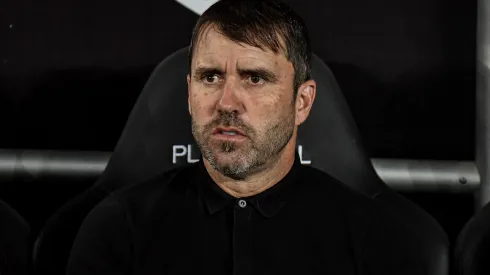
left=172, top=145, right=187, bottom=164
left=172, top=144, right=311, bottom=165
left=173, top=145, right=200, bottom=164
left=298, top=145, right=311, bottom=165
left=187, top=145, right=200, bottom=163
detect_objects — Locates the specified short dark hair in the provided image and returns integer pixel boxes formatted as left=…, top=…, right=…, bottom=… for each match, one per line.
left=188, top=0, right=312, bottom=94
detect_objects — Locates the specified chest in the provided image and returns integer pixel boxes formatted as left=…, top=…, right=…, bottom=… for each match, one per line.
left=131, top=201, right=362, bottom=275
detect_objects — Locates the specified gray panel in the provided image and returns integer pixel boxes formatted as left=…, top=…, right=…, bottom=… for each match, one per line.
left=372, top=159, right=479, bottom=193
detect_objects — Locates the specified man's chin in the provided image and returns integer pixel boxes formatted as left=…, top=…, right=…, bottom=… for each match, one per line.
left=211, top=150, right=243, bottom=163
left=205, top=147, right=241, bottom=163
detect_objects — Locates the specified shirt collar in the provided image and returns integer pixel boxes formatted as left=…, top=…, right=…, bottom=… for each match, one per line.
left=196, top=154, right=302, bottom=218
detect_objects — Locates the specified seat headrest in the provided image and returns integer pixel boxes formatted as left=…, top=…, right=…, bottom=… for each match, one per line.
left=96, top=47, right=382, bottom=195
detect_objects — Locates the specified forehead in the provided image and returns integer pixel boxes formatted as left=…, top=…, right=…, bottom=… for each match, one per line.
left=192, top=26, right=291, bottom=69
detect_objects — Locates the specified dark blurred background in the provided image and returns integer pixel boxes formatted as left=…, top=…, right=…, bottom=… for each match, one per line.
left=0, top=0, right=477, bottom=245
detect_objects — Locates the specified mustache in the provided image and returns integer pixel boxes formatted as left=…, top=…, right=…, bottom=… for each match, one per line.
left=203, top=111, right=254, bottom=135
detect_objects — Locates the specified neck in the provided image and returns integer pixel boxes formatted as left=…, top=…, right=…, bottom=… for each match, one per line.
left=203, top=140, right=297, bottom=198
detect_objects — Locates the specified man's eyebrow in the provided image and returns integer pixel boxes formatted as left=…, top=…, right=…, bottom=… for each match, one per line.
left=237, top=67, right=279, bottom=82
left=193, top=66, right=224, bottom=78
left=192, top=65, right=279, bottom=82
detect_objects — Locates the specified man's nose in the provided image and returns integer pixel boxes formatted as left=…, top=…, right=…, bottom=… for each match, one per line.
left=216, top=78, right=243, bottom=113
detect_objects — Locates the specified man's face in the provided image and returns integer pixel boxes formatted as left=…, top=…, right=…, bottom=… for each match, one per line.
left=188, top=27, right=297, bottom=180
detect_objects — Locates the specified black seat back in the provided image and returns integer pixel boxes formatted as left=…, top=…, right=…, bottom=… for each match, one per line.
left=0, top=199, right=31, bottom=275
left=34, top=47, right=449, bottom=275
left=454, top=202, right=490, bottom=275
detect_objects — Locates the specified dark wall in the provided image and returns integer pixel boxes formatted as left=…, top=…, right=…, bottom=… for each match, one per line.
left=0, top=0, right=476, bottom=158
left=0, top=0, right=477, bottom=242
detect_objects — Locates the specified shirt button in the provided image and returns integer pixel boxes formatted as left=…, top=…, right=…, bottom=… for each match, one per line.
left=238, top=199, right=247, bottom=208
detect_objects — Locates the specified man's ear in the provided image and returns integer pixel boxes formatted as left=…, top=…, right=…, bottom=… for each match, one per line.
left=187, top=74, right=192, bottom=115
left=295, top=79, right=316, bottom=126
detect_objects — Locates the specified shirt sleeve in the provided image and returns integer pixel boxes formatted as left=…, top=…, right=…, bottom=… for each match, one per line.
left=66, top=195, right=132, bottom=275
left=361, top=206, right=426, bottom=275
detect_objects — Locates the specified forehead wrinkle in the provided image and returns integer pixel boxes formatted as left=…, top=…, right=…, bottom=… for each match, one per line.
left=196, top=28, right=279, bottom=57
left=194, top=53, right=226, bottom=72
left=235, top=56, right=291, bottom=79
left=193, top=29, right=292, bottom=76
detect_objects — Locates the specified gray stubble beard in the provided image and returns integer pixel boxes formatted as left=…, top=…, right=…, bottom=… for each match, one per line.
left=192, top=109, right=295, bottom=181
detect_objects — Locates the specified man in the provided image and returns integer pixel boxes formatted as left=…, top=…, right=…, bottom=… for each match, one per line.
left=67, top=0, right=425, bottom=274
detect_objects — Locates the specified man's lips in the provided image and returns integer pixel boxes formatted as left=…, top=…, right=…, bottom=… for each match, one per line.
left=212, top=127, right=247, bottom=137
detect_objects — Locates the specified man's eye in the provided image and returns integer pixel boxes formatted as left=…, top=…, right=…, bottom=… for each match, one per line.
left=248, top=75, right=265, bottom=85
left=203, top=75, right=219, bottom=84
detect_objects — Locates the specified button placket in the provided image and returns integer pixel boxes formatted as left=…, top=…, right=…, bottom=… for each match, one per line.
left=233, top=199, right=253, bottom=275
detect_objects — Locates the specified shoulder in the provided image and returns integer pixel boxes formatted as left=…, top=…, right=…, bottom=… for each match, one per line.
left=107, top=163, right=200, bottom=216
left=296, top=166, right=427, bottom=261
left=295, top=164, right=373, bottom=206
left=118, top=163, right=198, bottom=195
left=293, top=165, right=400, bottom=226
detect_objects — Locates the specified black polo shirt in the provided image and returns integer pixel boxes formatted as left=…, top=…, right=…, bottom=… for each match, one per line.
left=67, top=157, right=424, bottom=275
